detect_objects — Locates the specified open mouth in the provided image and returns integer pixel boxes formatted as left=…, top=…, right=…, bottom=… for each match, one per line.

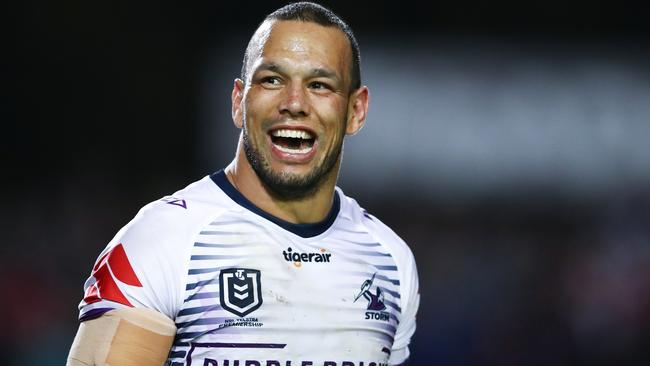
left=269, top=129, right=316, bottom=154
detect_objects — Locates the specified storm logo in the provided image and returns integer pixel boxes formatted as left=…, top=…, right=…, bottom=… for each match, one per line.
left=354, top=273, right=386, bottom=311
left=354, top=274, right=391, bottom=322
left=219, top=268, right=263, bottom=317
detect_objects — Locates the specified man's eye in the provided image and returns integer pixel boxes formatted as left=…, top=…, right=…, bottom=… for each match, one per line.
left=310, top=82, right=330, bottom=90
left=261, top=76, right=281, bottom=85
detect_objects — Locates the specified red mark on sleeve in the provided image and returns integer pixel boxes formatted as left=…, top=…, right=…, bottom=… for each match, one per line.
left=83, top=243, right=143, bottom=306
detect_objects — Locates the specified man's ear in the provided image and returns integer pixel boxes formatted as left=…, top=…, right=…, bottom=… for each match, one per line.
left=346, top=86, right=369, bottom=135
left=231, top=79, right=245, bottom=129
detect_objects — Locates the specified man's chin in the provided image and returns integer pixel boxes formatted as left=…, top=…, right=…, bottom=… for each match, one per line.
left=243, top=133, right=340, bottom=200
left=257, top=170, right=323, bottom=201
left=266, top=165, right=314, bottom=181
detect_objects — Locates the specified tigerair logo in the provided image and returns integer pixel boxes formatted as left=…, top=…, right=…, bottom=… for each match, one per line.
left=282, top=247, right=332, bottom=267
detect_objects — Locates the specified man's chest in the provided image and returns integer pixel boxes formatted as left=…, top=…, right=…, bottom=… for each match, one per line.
left=167, top=221, right=401, bottom=365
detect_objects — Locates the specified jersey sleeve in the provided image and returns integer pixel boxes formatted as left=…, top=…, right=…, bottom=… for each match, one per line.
left=78, top=200, right=195, bottom=322
left=359, top=207, right=420, bottom=365
left=388, top=248, right=419, bottom=365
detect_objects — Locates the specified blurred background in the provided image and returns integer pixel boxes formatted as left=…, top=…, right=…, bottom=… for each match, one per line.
left=7, top=0, right=650, bottom=364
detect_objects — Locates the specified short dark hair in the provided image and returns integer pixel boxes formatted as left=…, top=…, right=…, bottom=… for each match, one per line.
left=241, top=2, right=361, bottom=91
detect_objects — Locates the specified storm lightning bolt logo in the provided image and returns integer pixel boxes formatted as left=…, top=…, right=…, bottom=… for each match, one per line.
left=354, top=273, right=387, bottom=311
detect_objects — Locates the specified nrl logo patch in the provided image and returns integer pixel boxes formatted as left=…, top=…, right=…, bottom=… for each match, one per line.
left=219, top=268, right=263, bottom=317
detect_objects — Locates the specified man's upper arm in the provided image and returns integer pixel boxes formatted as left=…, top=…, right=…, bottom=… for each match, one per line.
left=67, top=307, right=176, bottom=366
left=363, top=212, right=420, bottom=366
left=388, top=249, right=420, bottom=365
left=71, top=200, right=198, bottom=364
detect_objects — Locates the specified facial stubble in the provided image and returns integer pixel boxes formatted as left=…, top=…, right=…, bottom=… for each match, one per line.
left=242, top=118, right=346, bottom=201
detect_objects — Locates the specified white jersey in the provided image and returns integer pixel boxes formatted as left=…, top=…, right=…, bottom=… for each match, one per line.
left=78, top=171, right=419, bottom=366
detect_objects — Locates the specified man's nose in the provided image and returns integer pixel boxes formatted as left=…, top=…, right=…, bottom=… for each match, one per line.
left=279, top=83, right=309, bottom=117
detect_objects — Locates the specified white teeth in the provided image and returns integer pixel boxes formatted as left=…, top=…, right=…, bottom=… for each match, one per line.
left=270, top=128, right=315, bottom=154
left=274, top=144, right=313, bottom=154
left=271, top=129, right=313, bottom=139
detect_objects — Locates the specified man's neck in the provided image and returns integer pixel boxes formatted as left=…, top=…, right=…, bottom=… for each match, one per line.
left=224, top=150, right=338, bottom=225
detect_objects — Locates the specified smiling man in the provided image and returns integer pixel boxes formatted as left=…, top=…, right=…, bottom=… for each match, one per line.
left=68, top=3, right=419, bottom=366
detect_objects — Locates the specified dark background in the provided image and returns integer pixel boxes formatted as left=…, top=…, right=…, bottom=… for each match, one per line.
left=6, top=1, right=650, bottom=364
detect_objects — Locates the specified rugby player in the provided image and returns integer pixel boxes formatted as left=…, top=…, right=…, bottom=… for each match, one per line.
left=67, top=2, right=419, bottom=365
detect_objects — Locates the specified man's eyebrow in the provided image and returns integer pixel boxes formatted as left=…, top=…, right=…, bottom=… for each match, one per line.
left=255, top=62, right=283, bottom=74
left=254, top=63, right=340, bottom=82
left=310, top=68, right=340, bottom=82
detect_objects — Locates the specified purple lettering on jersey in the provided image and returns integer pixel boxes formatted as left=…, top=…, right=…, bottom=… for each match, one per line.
left=186, top=343, right=287, bottom=366
left=193, top=361, right=386, bottom=366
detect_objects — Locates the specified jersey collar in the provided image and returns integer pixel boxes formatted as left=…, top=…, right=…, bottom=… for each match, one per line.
left=210, top=170, right=340, bottom=238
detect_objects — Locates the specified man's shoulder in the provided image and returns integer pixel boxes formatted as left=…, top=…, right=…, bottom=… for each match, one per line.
left=336, top=188, right=413, bottom=259
left=79, top=176, right=236, bottom=319
left=336, top=188, right=418, bottom=311
left=119, top=175, right=234, bottom=243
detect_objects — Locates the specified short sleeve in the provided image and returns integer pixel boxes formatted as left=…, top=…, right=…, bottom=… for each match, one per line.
left=358, top=204, right=421, bottom=366
left=388, top=249, right=420, bottom=365
left=78, top=202, right=193, bottom=322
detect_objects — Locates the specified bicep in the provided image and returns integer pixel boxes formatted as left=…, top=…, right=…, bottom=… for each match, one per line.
left=389, top=252, right=420, bottom=365
left=67, top=307, right=176, bottom=366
